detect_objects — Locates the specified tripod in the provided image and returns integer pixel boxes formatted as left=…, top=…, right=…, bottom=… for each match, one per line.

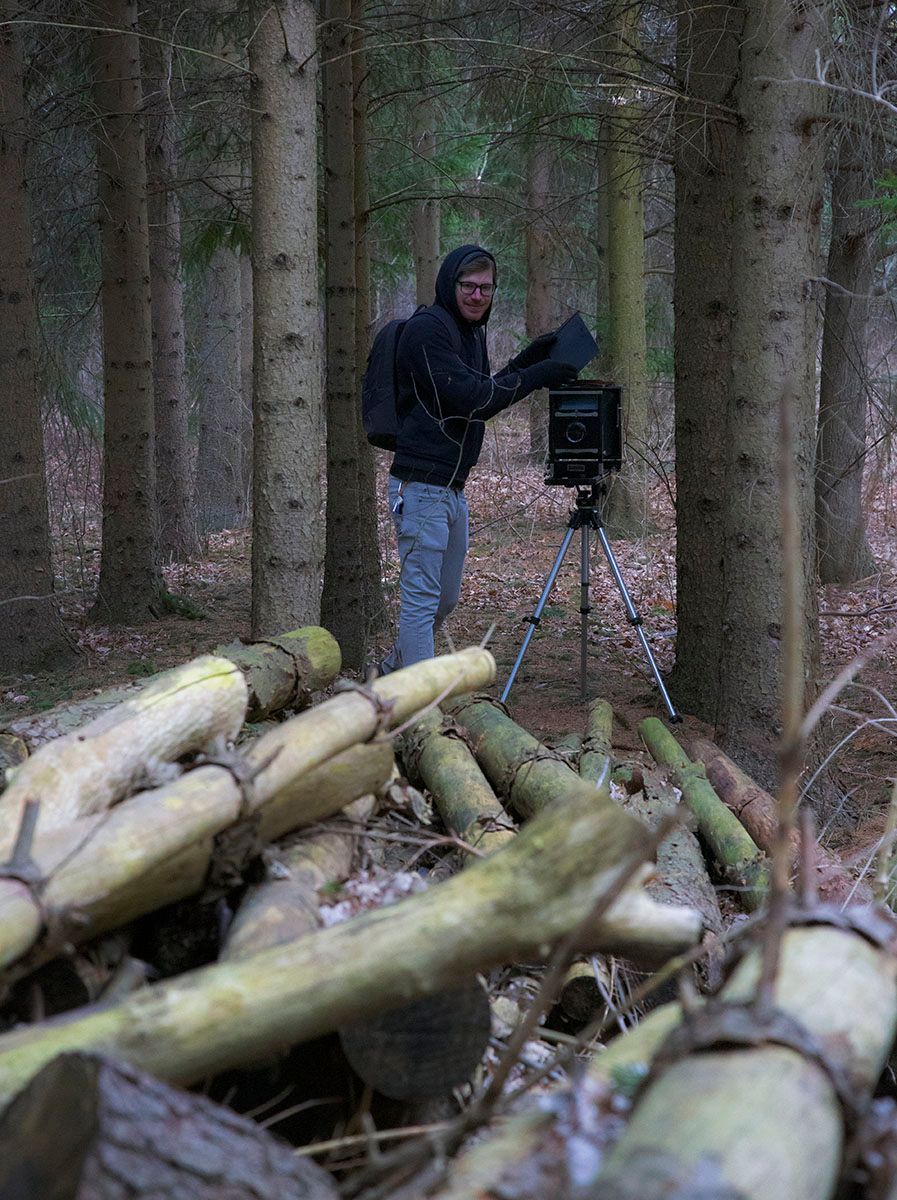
left=501, top=480, right=679, bottom=720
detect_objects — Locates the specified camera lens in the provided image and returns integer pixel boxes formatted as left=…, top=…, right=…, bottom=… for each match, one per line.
left=565, top=420, right=586, bottom=445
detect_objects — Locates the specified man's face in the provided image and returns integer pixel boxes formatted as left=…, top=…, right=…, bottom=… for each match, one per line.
left=455, top=266, right=495, bottom=322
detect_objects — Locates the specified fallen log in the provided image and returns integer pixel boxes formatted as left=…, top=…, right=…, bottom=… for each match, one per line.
left=623, top=768, right=724, bottom=938
left=640, top=717, right=768, bottom=911
left=0, top=742, right=394, bottom=974
left=401, top=708, right=514, bottom=855
left=580, top=699, right=614, bottom=788
left=593, top=915, right=897, bottom=1199
left=558, top=957, right=613, bottom=1025
left=0, top=782, right=702, bottom=1103
left=0, top=1051, right=338, bottom=1199
left=545, top=732, right=582, bottom=767
left=0, top=656, right=249, bottom=849
left=222, top=798, right=375, bottom=962
left=0, top=649, right=488, bottom=975
left=687, top=734, right=868, bottom=904
left=1, top=626, right=341, bottom=752
left=445, top=695, right=600, bottom=818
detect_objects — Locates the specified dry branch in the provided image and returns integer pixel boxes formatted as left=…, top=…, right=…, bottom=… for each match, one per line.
left=0, top=783, right=702, bottom=1103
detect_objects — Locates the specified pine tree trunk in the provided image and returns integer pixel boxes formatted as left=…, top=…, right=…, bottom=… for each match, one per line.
left=602, top=1, right=651, bottom=539
left=144, top=24, right=199, bottom=562
left=815, top=39, right=880, bottom=584
left=250, top=0, right=324, bottom=635
left=196, top=246, right=246, bottom=533
left=0, top=6, right=70, bottom=670
left=716, top=0, right=828, bottom=787
left=320, top=0, right=367, bottom=670
left=526, top=132, right=554, bottom=461
left=90, top=0, right=165, bottom=623
left=352, top=10, right=386, bottom=636
left=669, top=0, right=742, bottom=719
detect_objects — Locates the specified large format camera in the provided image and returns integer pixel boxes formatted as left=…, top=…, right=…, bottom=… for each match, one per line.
left=544, top=381, right=623, bottom=486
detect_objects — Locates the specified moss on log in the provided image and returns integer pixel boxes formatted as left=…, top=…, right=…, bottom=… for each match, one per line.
left=402, top=708, right=514, bottom=855
left=639, top=718, right=767, bottom=911
left=0, top=784, right=701, bottom=1102
left=580, top=699, right=614, bottom=788
left=0, top=657, right=249, bottom=849
left=445, top=696, right=602, bottom=818
left=1, top=627, right=341, bottom=754
left=593, top=923, right=897, bottom=1199
left=687, top=735, right=867, bottom=905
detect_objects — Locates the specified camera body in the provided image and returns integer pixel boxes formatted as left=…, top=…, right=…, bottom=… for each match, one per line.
left=544, top=381, right=623, bottom=486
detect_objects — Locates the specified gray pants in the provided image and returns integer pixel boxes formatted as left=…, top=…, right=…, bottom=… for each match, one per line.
left=380, top=477, right=469, bottom=672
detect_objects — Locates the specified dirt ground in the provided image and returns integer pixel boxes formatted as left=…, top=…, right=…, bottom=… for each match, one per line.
left=3, top=408, right=896, bottom=862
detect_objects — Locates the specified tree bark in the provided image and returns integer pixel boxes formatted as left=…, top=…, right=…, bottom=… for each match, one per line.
left=602, top=0, right=651, bottom=539
left=669, top=0, right=742, bottom=718
left=525, top=131, right=555, bottom=460
left=580, top=698, right=614, bottom=788
left=352, top=7, right=385, bottom=636
left=715, top=0, right=829, bottom=785
left=0, top=1052, right=338, bottom=1200
left=144, top=22, right=199, bottom=562
left=90, top=0, right=165, bottom=623
left=250, top=0, right=323, bottom=635
left=815, top=17, right=881, bottom=584
left=320, top=0, right=367, bottom=670
left=0, top=781, right=700, bottom=1103
left=0, top=5, right=70, bottom=671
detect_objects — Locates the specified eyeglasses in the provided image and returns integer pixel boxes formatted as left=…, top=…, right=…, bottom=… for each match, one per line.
left=457, top=281, right=496, bottom=297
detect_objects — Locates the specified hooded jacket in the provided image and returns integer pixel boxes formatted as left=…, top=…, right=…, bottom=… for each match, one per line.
left=391, top=244, right=531, bottom=489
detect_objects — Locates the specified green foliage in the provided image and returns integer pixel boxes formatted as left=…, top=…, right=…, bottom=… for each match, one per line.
left=185, top=214, right=252, bottom=271
left=160, top=590, right=208, bottom=620
left=126, top=659, right=158, bottom=677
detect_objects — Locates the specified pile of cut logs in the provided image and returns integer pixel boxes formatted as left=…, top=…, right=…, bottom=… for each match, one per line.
left=0, top=631, right=894, bottom=1200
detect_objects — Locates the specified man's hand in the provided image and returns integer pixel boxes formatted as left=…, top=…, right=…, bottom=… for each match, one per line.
left=509, top=331, right=557, bottom=371
left=520, top=359, right=578, bottom=392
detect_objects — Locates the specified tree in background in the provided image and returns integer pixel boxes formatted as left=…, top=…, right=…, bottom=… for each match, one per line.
left=815, top=0, right=888, bottom=585
left=670, top=0, right=742, bottom=718
left=143, top=13, right=199, bottom=562
left=249, top=0, right=323, bottom=637
left=90, top=0, right=165, bottom=623
left=321, top=0, right=368, bottom=669
left=0, top=4, right=71, bottom=669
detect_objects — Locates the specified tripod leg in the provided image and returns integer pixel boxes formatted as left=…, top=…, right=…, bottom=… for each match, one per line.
left=595, top=526, right=680, bottom=722
left=501, top=526, right=577, bottom=703
left=580, top=522, right=590, bottom=702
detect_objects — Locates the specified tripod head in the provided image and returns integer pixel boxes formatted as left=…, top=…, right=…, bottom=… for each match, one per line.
left=573, top=479, right=609, bottom=510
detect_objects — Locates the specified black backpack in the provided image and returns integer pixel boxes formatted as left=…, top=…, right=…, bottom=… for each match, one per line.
left=362, top=305, right=464, bottom=451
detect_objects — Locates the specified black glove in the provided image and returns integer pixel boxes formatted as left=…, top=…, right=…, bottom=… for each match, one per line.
left=508, top=331, right=557, bottom=371
left=519, top=359, right=578, bottom=393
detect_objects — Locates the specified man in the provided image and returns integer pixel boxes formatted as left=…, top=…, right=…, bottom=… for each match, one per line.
left=379, top=243, right=578, bottom=673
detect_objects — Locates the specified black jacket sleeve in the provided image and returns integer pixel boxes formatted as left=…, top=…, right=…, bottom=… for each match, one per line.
left=402, top=314, right=533, bottom=423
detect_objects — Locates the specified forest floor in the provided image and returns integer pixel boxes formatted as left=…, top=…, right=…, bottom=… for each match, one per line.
left=4, top=409, right=897, bottom=865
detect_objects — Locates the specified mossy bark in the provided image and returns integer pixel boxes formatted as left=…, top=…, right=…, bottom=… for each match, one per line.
left=0, top=786, right=701, bottom=1102
left=0, top=657, right=249, bottom=849
left=445, top=696, right=600, bottom=818
left=580, top=699, right=614, bottom=788
left=640, top=717, right=767, bottom=910
left=403, top=708, right=514, bottom=855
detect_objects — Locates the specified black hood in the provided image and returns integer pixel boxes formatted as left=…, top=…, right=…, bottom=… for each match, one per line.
left=433, top=244, right=497, bottom=328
